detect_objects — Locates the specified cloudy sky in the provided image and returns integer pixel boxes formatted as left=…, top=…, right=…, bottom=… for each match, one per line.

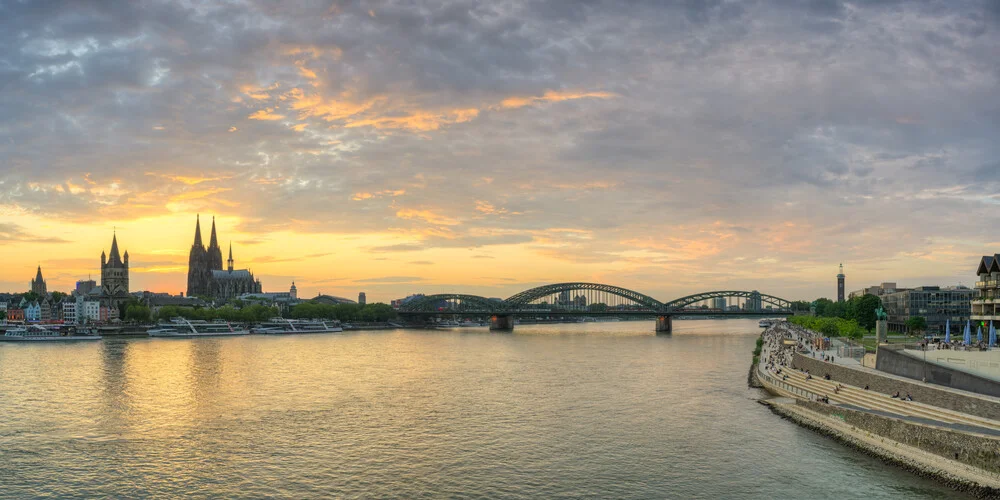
left=1, top=0, right=998, bottom=302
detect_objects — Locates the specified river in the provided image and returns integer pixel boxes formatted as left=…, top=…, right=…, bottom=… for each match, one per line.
left=0, top=319, right=965, bottom=498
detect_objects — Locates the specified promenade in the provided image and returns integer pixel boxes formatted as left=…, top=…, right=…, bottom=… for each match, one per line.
left=755, top=322, right=1000, bottom=495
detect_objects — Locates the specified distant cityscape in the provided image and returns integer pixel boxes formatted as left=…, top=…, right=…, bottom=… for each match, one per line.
left=0, top=216, right=995, bottom=336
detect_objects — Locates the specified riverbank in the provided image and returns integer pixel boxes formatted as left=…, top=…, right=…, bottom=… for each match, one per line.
left=754, top=323, right=1000, bottom=497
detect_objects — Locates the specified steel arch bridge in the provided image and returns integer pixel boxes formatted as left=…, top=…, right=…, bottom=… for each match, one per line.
left=663, top=291, right=791, bottom=311
left=397, top=283, right=793, bottom=319
left=399, top=294, right=501, bottom=314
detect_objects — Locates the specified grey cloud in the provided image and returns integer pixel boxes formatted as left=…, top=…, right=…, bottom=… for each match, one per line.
left=1, top=0, right=998, bottom=299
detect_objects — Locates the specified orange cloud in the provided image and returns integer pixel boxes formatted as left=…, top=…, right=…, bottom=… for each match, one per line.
left=396, top=208, right=460, bottom=226
left=345, top=108, right=479, bottom=131
left=248, top=108, right=286, bottom=120
left=500, top=90, right=617, bottom=109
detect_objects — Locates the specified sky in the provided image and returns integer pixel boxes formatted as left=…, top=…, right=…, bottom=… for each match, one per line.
left=1, top=0, right=999, bottom=303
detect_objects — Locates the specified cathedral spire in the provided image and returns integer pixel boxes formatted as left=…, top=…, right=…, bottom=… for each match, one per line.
left=35, top=265, right=43, bottom=283
left=209, top=216, right=220, bottom=249
left=193, top=214, right=204, bottom=248
left=227, top=242, right=234, bottom=272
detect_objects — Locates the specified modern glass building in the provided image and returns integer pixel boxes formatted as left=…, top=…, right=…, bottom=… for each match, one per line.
left=882, top=286, right=974, bottom=335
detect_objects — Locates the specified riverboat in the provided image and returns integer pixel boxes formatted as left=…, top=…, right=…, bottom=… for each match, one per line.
left=252, top=319, right=343, bottom=335
left=0, top=324, right=101, bottom=341
left=147, top=318, right=249, bottom=338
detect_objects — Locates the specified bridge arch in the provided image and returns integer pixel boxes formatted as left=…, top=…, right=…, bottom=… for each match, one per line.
left=503, top=283, right=665, bottom=311
left=398, top=294, right=500, bottom=314
left=662, top=290, right=791, bottom=311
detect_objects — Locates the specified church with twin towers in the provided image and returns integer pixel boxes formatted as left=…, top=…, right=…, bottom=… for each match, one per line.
left=187, top=215, right=261, bottom=302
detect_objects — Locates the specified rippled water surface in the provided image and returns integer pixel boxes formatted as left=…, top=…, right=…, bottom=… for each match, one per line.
left=0, top=320, right=966, bottom=498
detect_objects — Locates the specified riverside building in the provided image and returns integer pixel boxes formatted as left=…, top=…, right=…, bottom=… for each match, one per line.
left=882, top=286, right=974, bottom=334
left=973, top=254, right=1000, bottom=323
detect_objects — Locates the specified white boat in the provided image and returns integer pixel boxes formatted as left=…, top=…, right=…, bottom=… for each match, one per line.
left=0, top=324, right=101, bottom=341
left=252, top=318, right=343, bottom=335
left=147, top=318, right=249, bottom=338
left=437, top=320, right=460, bottom=327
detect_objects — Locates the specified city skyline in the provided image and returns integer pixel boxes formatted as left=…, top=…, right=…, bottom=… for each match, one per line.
left=2, top=1, right=999, bottom=302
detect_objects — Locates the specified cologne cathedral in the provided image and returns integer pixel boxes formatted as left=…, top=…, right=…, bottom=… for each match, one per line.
left=187, top=216, right=261, bottom=302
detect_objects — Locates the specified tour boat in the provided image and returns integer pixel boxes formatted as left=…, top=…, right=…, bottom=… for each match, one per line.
left=147, top=318, right=249, bottom=338
left=0, top=324, right=101, bottom=341
left=251, top=318, right=344, bottom=335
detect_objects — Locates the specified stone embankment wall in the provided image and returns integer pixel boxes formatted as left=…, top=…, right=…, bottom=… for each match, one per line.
left=795, top=399, right=1000, bottom=476
left=875, top=345, right=1000, bottom=398
left=792, top=353, right=1000, bottom=420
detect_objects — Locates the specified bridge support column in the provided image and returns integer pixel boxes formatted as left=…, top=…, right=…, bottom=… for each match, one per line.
left=490, top=314, right=515, bottom=331
left=655, top=315, right=672, bottom=334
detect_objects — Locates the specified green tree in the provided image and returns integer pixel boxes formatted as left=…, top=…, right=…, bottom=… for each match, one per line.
left=812, top=298, right=834, bottom=316
left=790, top=300, right=811, bottom=312
left=124, top=304, right=151, bottom=323
left=905, top=316, right=927, bottom=334
left=50, top=291, right=67, bottom=303
left=846, top=294, right=882, bottom=331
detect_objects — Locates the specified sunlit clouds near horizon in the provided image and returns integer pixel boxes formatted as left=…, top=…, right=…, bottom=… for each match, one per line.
left=1, top=1, right=999, bottom=302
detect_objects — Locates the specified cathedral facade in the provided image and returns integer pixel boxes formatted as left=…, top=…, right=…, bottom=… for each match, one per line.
left=187, top=216, right=261, bottom=302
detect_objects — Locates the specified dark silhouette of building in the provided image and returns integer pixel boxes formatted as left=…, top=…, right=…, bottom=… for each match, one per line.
left=358, top=292, right=366, bottom=305
left=101, top=232, right=130, bottom=307
left=186, top=216, right=261, bottom=302
left=837, top=263, right=845, bottom=303
left=30, top=266, right=46, bottom=296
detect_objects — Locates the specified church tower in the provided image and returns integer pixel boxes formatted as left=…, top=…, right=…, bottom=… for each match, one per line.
left=227, top=243, right=234, bottom=272
left=101, top=231, right=130, bottom=304
left=208, top=216, right=224, bottom=271
left=30, top=266, right=47, bottom=296
left=187, top=215, right=211, bottom=298
left=837, top=263, right=846, bottom=303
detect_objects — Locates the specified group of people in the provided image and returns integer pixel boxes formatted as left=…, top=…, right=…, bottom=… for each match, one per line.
left=891, top=391, right=914, bottom=401
left=759, top=322, right=918, bottom=406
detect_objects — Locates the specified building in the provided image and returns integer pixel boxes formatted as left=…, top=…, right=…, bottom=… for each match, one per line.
left=24, top=301, right=41, bottom=322
left=358, top=292, right=366, bottom=305
left=7, top=308, right=24, bottom=322
left=392, top=294, right=425, bottom=309
left=311, top=294, right=357, bottom=305
left=76, top=279, right=97, bottom=295
left=63, top=300, right=77, bottom=324
left=848, top=282, right=901, bottom=300
left=186, top=216, right=261, bottom=302
left=100, top=232, right=130, bottom=307
left=973, top=254, right=1000, bottom=324
left=882, top=286, right=974, bottom=334
left=83, top=300, right=101, bottom=322
left=712, top=297, right=727, bottom=310
left=30, top=266, right=47, bottom=296
left=837, top=263, right=845, bottom=303
left=290, top=282, right=298, bottom=300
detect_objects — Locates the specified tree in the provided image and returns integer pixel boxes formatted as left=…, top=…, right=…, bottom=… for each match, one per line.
left=124, top=304, right=151, bottom=323
left=50, top=291, right=67, bottom=303
left=846, top=294, right=882, bottom=331
left=813, top=298, right=834, bottom=316
left=905, top=316, right=927, bottom=335
left=790, top=300, right=811, bottom=312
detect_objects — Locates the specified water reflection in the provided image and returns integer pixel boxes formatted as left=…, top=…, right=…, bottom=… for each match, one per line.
left=0, top=322, right=968, bottom=499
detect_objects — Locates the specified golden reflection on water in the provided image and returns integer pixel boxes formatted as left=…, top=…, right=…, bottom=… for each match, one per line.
left=0, top=322, right=968, bottom=499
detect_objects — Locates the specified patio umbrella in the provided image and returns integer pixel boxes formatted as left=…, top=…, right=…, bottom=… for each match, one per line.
left=990, top=323, right=997, bottom=348
left=944, top=319, right=950, bottom=343
left=964, top=320, right=972, bottom=345
left=976, top=321, right=982, bottom=343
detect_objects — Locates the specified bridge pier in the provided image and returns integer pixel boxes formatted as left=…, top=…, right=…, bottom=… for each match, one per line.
left=490, top=314, right=515, bottom=331
left=655, top=315, right=672, bottom=334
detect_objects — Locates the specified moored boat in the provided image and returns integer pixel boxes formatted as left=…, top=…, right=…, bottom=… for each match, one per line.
left=252, top=318, right=343, bottom=335
left=147, top=318, right=249, bottom=338
left=0, top=324, right=101, bottom=341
